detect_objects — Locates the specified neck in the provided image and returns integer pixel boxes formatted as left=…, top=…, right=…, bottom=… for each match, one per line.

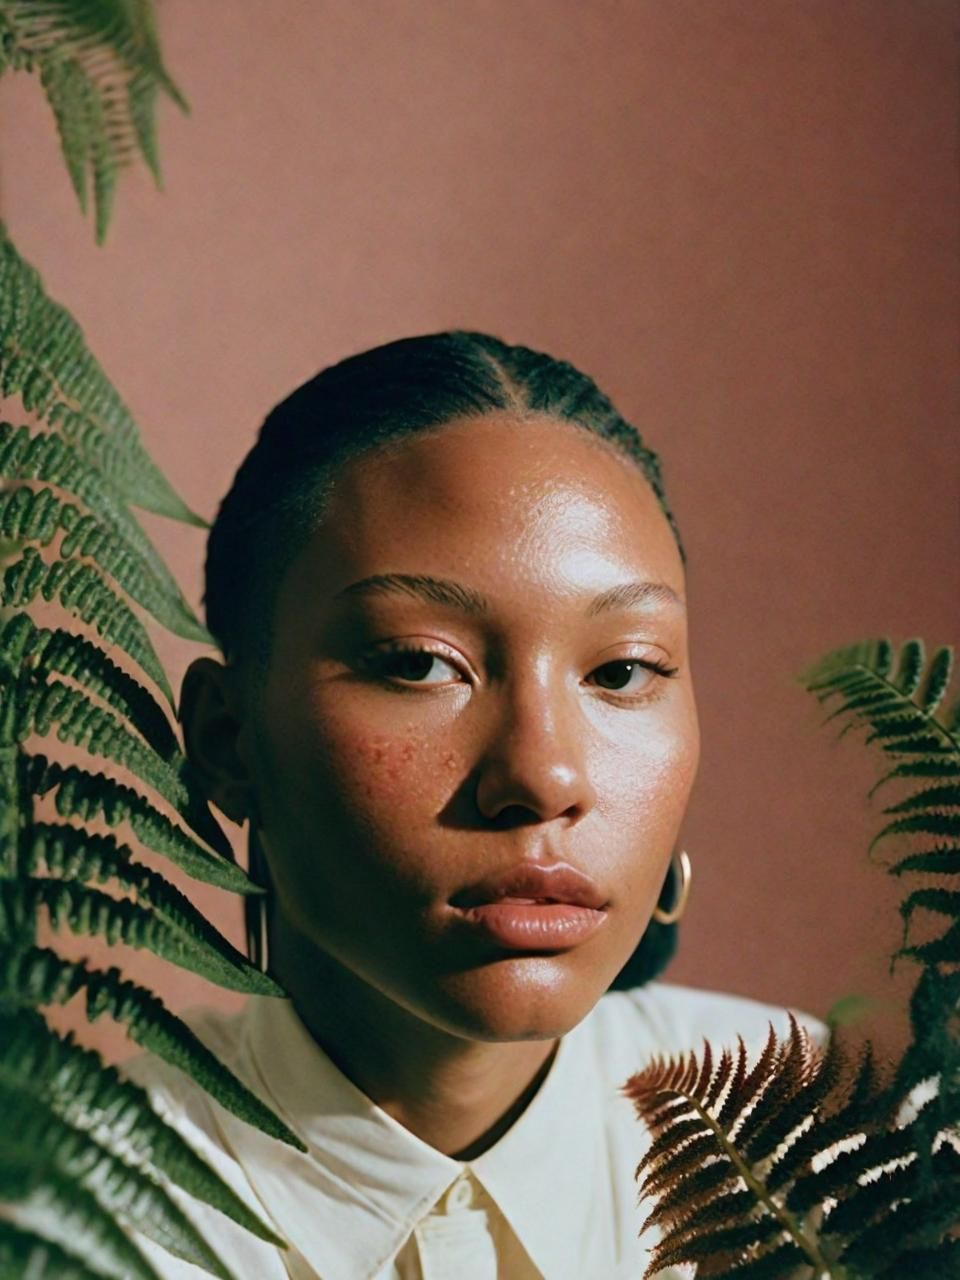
left=268, top=916, right=558, bottom=1159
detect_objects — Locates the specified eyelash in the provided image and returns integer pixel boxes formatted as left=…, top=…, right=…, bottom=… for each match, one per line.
left=360, top=644, right=679, bottom=703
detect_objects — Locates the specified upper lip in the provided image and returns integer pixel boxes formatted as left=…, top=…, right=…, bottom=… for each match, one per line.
left=451, top=862, right=608, bottom=910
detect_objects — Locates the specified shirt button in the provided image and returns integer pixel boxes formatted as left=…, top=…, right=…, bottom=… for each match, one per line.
left=443, top=1173, right=475, bottom=1212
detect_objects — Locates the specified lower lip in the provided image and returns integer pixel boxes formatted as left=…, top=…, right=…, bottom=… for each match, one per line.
left=453, top=901, right=608, bottom=950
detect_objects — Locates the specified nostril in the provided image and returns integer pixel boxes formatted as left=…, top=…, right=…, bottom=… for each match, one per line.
left=489, top=804, right=545, bottom=829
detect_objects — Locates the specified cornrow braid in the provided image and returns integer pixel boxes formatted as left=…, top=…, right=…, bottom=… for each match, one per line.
left=201, top=329, right=685, bottom=989
left=460, top=332, right=683, bottom=557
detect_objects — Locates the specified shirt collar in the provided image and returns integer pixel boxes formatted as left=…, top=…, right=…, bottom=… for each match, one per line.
left=469, top=1010, right=609, bottom=1278
left=210, top=993, right=607, bottom=1280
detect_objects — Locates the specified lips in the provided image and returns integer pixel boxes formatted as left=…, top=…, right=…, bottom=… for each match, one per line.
left=450, top=861, right=609, bottom=911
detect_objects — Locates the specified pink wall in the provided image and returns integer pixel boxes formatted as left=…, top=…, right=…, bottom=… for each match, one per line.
left=1, top=0, right=957, bottom=1066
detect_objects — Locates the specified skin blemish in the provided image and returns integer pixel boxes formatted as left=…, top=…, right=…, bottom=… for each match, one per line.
left=354, top=734, right=427, bottom=784
left=354, top=735, right=389, bottom=762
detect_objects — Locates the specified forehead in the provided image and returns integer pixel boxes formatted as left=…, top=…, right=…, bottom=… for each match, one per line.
left=283, top=412, right=684, bottom=606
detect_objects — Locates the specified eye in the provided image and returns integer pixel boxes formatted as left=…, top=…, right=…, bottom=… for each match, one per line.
left=364, top=645, right=463, bottom=686
left=588, top=659, right=678, bottom=697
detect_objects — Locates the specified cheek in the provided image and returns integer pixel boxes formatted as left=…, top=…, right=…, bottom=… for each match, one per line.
left=349, top=732, right=450, bottom=798
left=638, top=726, right=698, bottom=815
left=258, top=698, right=464, bottom=912
left=594, top=701, right=700, bottom=829
left=302, top=705, right=462, bottom=833
left=588, top=706, right=699, bottom=918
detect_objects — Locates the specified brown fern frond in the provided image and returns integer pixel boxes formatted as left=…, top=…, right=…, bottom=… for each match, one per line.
left=623, top=1017, right=960, bottom=1279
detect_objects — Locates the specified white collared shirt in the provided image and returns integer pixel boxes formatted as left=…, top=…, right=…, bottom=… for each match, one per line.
left=118, top=982, right=822, bottom=1280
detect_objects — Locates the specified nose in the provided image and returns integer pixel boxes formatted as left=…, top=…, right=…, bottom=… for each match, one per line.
left=473, top=671, right=597, bottom=827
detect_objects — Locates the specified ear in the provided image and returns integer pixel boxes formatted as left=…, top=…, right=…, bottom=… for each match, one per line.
left=178, top=656, right=255, bottom=826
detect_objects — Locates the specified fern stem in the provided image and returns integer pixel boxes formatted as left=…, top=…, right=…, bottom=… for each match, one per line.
left=688, top=1093, right=844, bottom=1278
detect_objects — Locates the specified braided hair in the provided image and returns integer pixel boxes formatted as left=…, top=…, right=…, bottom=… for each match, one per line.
left=202, top=330, right=687, bottom=990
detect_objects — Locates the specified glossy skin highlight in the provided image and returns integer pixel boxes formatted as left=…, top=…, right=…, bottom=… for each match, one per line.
left=181, top=410, right=699, bottom=1155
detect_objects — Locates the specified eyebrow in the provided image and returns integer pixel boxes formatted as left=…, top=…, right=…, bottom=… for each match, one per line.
left=335, top=573, right=685, bottom=616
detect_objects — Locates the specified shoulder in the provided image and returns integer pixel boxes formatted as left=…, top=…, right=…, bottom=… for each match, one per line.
left=120, top=1001, right=261, bottom=1207
left=117, top=1001, right=294, bottom=1278
left=581, top=980, right=828, bottom=1083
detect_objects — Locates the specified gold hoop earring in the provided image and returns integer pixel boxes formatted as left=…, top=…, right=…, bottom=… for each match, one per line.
left=652, top=849, right=692, bottom=925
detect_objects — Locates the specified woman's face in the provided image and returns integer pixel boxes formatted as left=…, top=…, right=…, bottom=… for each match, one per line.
left=237, top=411, right=698, bottom=1040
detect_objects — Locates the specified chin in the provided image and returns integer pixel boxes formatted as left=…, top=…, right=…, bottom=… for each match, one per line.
left=424, top=953, right=611, bottom=1043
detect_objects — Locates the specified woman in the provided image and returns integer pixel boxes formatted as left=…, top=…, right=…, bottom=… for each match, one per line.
left=128, top=331, right=820, bottom=1279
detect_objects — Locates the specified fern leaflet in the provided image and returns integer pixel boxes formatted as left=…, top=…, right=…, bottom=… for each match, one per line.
left=0, top=1010, right=287, bottom=1246
left=0, top=228, right=202, bottom=521
left=0, top=0, right=187, bottom=242
left=0, top=944, right=307, bottom=1153
left=18, top=754, right=256, bottom=892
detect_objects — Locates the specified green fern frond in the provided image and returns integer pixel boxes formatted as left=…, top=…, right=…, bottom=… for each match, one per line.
left=0, top=944, right=307, bottom=1153
left=43, top=400, right=196, bottom=523
left=4, top=1083, right=241, bottom=1280
left=800, top=639, right=957, bottom=752
left=1, top=614, right=179, bottom=760
left=0, top=478, right=207, bottom=645
left=0, top=229, right=203, bottom=524
left=0, top=1220, right=113, bottom=1280
left=0, top=1010, right=287, bottom=1247
left=0, top=422, right=205, bottom=631
left=0, top=0, right=187, bottom=106
left=2, top=667, right=185, bottom=806
left=0, top=0, right=187, bottom=242
left=0, top=746, right=17, bottom=876
left=897, top=888, right=960, bottom=965
left=0, top=1174, right=163, bottom=1280
left=126, top=66, right=160, bottom=181
left=830, top=1150, right=960, bottom=1276
left=25, top=821, right=273, bottom=989
left=892, top=967, right=960, bottom=1153
left=875, top=1242, right=960, bottom=1280
left=800, top=637, right=960, bottom=953
left=916, top=647, right=954, bottom=714
left=883, top=782, right=960, bottom=815
left=0, top=876, right=282, bottom=995
left=19, top=754, right=256, bottom=892
left=889, top=846, right=960, bottom=877
left=800, top=636, right=960, bottom=1157
left=892, top=639, right=926, bottom=696
left=2, top=666, right=236, bottom=865
left=868, top=754, right=960, bottom=798
left=802, top=638, right=895, bottom=684
left=0, top=11, right=304, bottom=1276
left=38, top=51, right=94, bottom=211
left=820, top=689, right=902, bottom=725
left=864, top=711, right=948, bottom=755
left=1, top=547, right=173, bottom=705
left=624, top=1017, right=960, bottom=1279
left=0, top=484, right=207, bottom=640
left=39, top=48, right=119, bottom=239
left=871, top=811, right=960, bottom=849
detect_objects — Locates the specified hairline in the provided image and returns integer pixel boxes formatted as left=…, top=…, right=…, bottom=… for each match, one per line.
left=226, top=406, right=680, bottom=700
